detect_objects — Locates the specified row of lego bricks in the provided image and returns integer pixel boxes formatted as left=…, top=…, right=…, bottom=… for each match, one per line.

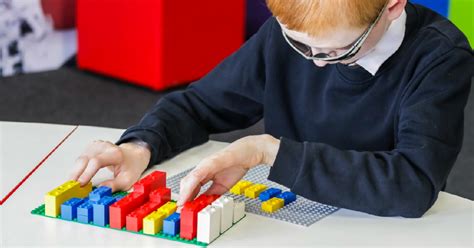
left=229, top=180, right=296, bottom=213
left=41, top=170, right=245, bottom=245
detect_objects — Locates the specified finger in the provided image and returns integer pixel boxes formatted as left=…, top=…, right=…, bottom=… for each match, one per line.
left=77, top=149, right=122, bottom=186
left=203, top=181, right=229, bottom=196
left=98, top=171, right=135, bottom=193
left=177, top=174, right=202, bottom=207
left=70, top=156, right=89, bottom=181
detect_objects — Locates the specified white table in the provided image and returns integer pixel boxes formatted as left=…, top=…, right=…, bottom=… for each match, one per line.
left=0, top=122, right=77, bottom=203
left=1, top=122, right=473, bottom=247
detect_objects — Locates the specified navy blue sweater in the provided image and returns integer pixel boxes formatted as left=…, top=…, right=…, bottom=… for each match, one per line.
left=117, top=4, right=473, bottom=217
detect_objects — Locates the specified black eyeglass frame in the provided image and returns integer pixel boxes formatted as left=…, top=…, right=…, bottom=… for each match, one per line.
left=281, top=3, right=387, bottom=62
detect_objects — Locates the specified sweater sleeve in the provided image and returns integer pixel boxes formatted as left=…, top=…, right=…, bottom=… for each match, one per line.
left=116, top=18, right=275, bottom=166
left=268, top=48, right=473, bottom=218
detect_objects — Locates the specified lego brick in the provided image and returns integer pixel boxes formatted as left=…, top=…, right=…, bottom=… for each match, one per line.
left=126, top=201, right=162, bottom=232
left=89, top=186, right=112, bottom=202
left=44, top=180, right=92, bottom=217
left=143, top=210, right=167, bottom=235
left=275, top=191, right=297, bottom=205
left=77, top=200, right=94, bottom=223
left=157, top=201, right=177, bottom=216
left=259, top=188, right=282, bottom=201
left=180, top=201, right=207, bottom=240
left=197, top=205, right=221, bottom=244
left=149, top=187, right=171, bottom=205
left=133, top=171, right=166, bottom=195
left=109, top=192, right=146, bottom=229
left=211, top=196, right=234, bottom=233
left=141, top=201, right=176, bottom=234
left=60, top=197, right=86, bottom=220
left=193, top=194, right=221, bottom=206
left=92, top=196, right=117, bottom=226
left=233, top=201, right=245, bottom=223
left=229, top=180, right=253, bottom=195
left=163, top=212, right=180, bottom=236
left=244, top=184, right=267, bottom=199
left=261, top=197, right=284, bottom=213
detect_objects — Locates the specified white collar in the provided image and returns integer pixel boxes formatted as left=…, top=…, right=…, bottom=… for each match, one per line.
left=355, top=10, right=407, bottom=76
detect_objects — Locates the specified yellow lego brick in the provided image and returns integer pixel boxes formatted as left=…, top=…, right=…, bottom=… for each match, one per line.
left=143, top=211, right=167, bottom=235
left=261, top=197, right=284, bottom=213
left=157, top=201, right=177, bottom=216
left=44, top=180, right=92, bottom=217
left=244, top=184, right=267, bottom=199
left=229, top=180, right=253, bottom=195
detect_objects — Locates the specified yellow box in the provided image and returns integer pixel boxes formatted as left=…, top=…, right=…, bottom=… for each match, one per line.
left=44, top=180, right=92, bottom=217
left=261, top=197, right=284, bottom=213
left=143, top=211, right=167, bottom=235
left=229, top=180, right=253, bottom=195
left=143, top=201, right=177, bottom=235
left=158, top=201, right=177, bottom=216
left=244, top=184, right=267, bottom=199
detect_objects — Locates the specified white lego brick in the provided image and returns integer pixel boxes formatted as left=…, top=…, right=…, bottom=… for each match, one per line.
left=233, top=200, right=245, bottom=223
left=197, top=205, right=221, bottom=244
left=211, top=195, right=234, bottom=233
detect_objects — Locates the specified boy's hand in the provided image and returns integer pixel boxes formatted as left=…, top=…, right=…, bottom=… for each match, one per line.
left=177, top=134, right=280, bottom=206
left=70, top=140, right=151, bottom=192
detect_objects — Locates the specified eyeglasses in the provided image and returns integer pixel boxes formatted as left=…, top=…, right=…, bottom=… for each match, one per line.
left=281, top=3, right=387, bottom=62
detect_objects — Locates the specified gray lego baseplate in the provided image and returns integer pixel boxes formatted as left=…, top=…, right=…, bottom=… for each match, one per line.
left=168, top=165, right=339, bottom=227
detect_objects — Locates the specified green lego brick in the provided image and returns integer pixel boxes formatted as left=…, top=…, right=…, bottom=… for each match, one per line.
left=31, top=190, right=246, bottom=247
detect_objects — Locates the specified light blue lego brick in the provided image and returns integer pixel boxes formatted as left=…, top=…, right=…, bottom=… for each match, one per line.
left=89, top=186, right=112, bottom=203
left=61, top=197, right=86, bottom=220
left=92, top=196, right=117, bottom=226
left=276, top=191, right=297, bottom=205
left=259, top=188, right=282, bottom=201
left=163, top=212, right=180, bottom=236
left=77, top=200, right=94, bottom=223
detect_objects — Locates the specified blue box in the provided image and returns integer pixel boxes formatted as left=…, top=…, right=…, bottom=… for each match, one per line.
left=259, top=188, right=282, bottom=201
left=89, top=186, right=112, bottom=203
left=92, top=196, right=116, bottom=226
left=276, top=191, right=297, bottom=205
left=61, top=198, right=86, bottom=220
left=77, top=200, right=94, bottom=223
left=163, top=213, right=180, bottom=236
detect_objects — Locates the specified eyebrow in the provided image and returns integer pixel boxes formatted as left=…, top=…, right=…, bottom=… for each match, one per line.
left=286, top=31, right=356, bottom=50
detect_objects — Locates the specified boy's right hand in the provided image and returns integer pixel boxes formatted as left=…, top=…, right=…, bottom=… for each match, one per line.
left=69, top=140, right=151, bottom=192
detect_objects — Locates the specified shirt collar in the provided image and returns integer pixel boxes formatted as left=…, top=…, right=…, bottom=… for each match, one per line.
left=355, top=10, right=407, bottom=76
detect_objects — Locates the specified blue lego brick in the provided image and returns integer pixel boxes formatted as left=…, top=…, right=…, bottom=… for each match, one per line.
left=61, top=197, right=86, bottom=220
left=259, top=188, right=282, bottom=201
left=77, top=200, right=94, bottom=223
left=163, top=212, right=180, bottom=236
left=89, top=186, right=112, bottom=203
left=92, top=196, right=117, bottom=226
left=276, top=191, right=297, bottom=205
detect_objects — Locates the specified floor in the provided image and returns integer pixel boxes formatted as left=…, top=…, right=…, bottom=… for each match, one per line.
left=1, top=66, right=472, bottom=200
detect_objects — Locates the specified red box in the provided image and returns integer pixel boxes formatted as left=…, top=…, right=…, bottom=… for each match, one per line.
left=77, top=0, right=245, bottom=90
left=109, top=192, right=145, bottom=229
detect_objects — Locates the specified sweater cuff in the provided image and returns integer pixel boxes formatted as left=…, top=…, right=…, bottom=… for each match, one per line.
left=115, top=128, right=165, bottom=168
left=268, top=137, right=304, bottom=189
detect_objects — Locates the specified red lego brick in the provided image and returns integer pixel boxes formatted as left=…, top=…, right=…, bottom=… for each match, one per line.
left=179, top=194, right=220, bottom=240
left=149, top=187, right=171, bottom=205
left=133, top=171, right=166, bottom=195
left=77, top=0, right=245, bottom=90
left=109, top=192, right=146, bottom=229
left=126, top=201, right=162, bottom=232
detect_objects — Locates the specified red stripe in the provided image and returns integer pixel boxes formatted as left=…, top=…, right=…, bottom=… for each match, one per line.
left=0, top=125, right=79, bottom=205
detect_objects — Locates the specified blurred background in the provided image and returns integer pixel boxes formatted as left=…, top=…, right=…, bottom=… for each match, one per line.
left=1, top=0, right=472, bottom=200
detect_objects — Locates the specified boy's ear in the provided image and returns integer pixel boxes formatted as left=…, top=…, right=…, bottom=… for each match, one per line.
left=386, top=0, right=407, bottom=21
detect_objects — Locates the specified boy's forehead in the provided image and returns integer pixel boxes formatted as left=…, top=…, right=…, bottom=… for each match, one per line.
left=278, top=20, right=364, bottom=49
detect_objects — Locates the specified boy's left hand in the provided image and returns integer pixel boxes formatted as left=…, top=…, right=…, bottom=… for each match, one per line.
left=177, top=134, right=280, bottom=206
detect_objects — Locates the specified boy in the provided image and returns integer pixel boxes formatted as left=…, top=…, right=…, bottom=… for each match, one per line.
left=70, top=0, right=473, bottom=217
